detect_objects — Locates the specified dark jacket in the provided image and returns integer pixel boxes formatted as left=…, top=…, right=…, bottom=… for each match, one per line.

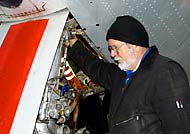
left=68, top=40, right=190, bottom=134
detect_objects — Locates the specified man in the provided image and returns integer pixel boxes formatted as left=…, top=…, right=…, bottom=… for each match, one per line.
left=67, top=15, right=190, bottom=134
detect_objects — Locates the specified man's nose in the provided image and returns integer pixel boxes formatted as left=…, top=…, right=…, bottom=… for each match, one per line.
left=110, top=50, right=117, bottom=57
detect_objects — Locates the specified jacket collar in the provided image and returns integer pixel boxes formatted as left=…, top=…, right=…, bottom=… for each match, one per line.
left=138, top=45, right=159, bottom=69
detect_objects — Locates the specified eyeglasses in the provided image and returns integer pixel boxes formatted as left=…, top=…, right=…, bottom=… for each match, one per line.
left=108, top=43, right=125, bottom=53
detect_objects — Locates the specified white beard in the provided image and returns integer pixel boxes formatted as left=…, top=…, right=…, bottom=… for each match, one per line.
left=114, top=56, right=130, bottom=71
left=118, top=61, right=130, bottom=71
left=114, top=49, right=137, bottom=71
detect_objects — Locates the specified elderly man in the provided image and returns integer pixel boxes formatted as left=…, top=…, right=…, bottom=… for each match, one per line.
left=67, top=15, right=190, bottom=134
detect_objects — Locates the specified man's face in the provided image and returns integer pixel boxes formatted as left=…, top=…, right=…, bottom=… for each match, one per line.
left=107, top=39, right=137, bottom=71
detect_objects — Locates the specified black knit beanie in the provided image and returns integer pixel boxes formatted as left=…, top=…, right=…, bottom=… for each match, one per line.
left=106, top=15, right=149, bottom=47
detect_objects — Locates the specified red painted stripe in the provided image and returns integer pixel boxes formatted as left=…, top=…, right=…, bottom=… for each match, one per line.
left=64, top=66, right=70, bottom=71
left=64, top=71, right=74, bottom=78
left=0, top=19, right=48, bottom=134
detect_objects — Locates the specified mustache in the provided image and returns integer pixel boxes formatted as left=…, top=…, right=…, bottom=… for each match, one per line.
left=114, top=56, right=121, bottom=61
left=114, top=56, right=121, bottom=64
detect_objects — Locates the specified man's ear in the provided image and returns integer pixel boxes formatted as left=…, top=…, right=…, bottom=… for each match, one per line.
left=127, top=43, right=137, bottom=50
left=130, top=45, right=141, bottom=55
left=133, top=45, right=143, bottom=51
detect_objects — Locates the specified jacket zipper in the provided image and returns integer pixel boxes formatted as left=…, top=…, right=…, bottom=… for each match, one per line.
left=115, top=115, right=139, bottom=126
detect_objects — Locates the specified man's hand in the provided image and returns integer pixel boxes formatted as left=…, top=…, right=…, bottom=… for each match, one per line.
left=69, top=38, right=78, bottom=47
left=64, top=36, right=78, bottom=47
left=64, top=29, right=78, bottom=47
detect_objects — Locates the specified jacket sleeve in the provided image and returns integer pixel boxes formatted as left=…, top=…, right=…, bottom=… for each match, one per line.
left=67, top=40, right=125, bottom=91
left=154, top=60, right=190, bottom=133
